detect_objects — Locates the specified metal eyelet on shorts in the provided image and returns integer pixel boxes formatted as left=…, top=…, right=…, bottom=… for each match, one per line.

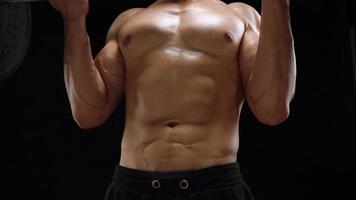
left=152, top=179, right=161, bottom=189
left=179, top=179, right=189, bottom=190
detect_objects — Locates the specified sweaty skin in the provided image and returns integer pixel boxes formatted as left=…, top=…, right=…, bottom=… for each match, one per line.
left=119, top=0, right=244, bottom=171
left=52, top=0, right=295, bottom=172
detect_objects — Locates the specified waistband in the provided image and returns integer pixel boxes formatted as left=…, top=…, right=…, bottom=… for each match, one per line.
left=111, top=162, right=244, bottom=195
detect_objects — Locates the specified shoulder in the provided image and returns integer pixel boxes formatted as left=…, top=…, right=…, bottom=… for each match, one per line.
left=227, top=2, right=260, bottom=18
left=227, top=3, right=260, bottom=28
left=116, top=8, right=145, bottom=25
left=106, top=8, right=145, bottom=42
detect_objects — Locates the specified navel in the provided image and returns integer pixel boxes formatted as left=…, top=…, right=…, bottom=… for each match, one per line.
left=166, top=120, right=179, bottom=128
left=224, top=32, right=233, bottom=43
left=123, top=35, right=132, bottom=47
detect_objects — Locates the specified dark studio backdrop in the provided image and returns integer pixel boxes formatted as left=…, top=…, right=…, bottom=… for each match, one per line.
left=1, top=0, right=355, bottom=200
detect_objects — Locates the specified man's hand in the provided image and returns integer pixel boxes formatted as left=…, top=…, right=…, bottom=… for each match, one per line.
left=49, top=0, right=89, bottom=21
left=263, top=0, right=290, bottom=8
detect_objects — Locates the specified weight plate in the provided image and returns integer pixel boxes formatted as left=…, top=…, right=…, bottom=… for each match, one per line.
left=0, top=3, right=31, bottom=81
left=0, top=0, right=47, bottom=3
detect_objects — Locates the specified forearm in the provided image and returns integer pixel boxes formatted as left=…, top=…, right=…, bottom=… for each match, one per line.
left=247, top=0, right=296, bottom=108
left=63, top=18, right=107, bottom=111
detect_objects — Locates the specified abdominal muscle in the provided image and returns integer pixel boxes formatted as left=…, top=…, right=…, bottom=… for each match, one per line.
left=119, top=124, right=240, bottom=172
left=119, top=47, right=243, bottom=172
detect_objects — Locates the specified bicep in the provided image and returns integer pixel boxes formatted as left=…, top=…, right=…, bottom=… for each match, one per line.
left=233, top=3, right=261, bottom=97
left=94, top=40, right=125, bottom=111
left=92, top=8, right=143, bottom=111
left=238, top=23, right=260, bottom=95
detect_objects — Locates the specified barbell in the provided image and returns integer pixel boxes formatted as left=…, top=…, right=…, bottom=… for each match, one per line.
left=0, top=0, right=47, bottom=81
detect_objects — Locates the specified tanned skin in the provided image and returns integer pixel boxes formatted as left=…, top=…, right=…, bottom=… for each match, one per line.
left=50, top=0, right=296, bottom=172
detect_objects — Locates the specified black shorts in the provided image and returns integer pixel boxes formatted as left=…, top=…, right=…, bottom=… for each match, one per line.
left=104, top=162, right=255, bottom=200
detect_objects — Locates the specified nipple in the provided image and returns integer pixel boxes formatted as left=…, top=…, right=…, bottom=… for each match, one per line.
left=123, top=35, right=132, bottom=47
left=224, top=32, right=233, bottom=43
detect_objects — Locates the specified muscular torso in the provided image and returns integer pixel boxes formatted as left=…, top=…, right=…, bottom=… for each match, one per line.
left=118, top=0, right=247, bottom=171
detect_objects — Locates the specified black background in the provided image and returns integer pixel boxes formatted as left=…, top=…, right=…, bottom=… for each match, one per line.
left=1, top=0, right=355, bottom=200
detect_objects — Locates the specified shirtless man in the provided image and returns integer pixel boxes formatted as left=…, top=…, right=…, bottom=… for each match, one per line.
left=50, top=0, right=296, bottom=199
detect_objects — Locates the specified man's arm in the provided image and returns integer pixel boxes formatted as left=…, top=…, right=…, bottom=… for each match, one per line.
left=50, top=0, right=143, bottom=129
left=229, top=0, right=296, bottom=126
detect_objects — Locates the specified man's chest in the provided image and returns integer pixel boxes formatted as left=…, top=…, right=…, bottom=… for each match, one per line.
left=118, top=3, right=246, bottom=55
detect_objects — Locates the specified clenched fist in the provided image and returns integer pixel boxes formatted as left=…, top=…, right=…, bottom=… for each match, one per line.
left=49, top=0, right=89, bottom=21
